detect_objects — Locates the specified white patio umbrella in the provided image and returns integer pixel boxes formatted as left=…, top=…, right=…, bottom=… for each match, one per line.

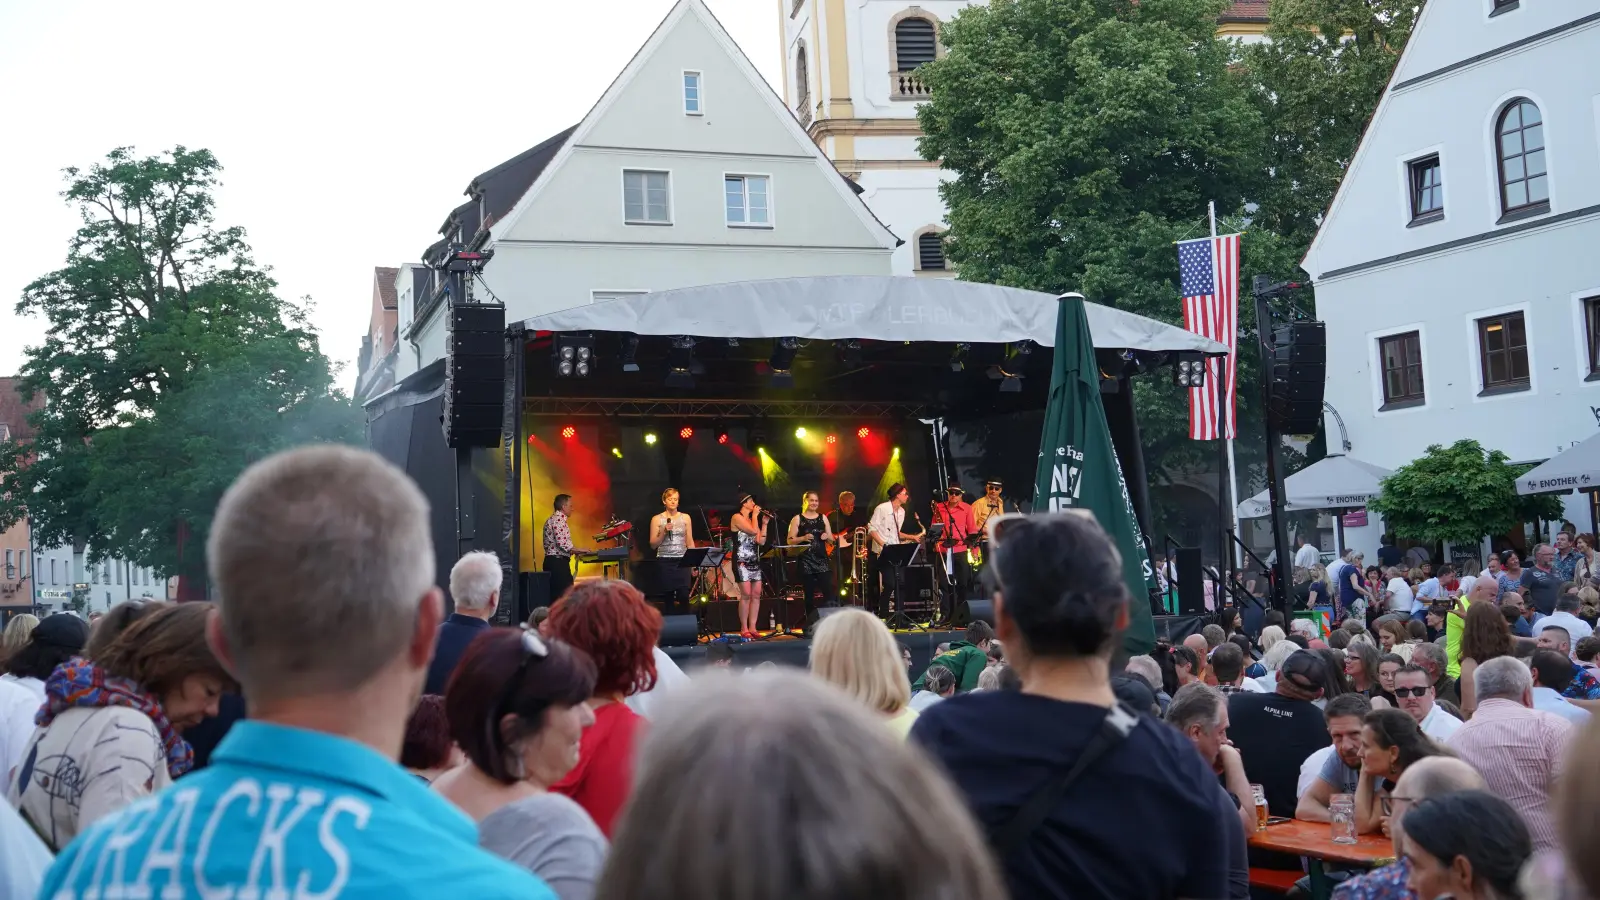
left=1236, top=455, right=1394, bottom=557
left=1517, top=431, right=1600, bottom=536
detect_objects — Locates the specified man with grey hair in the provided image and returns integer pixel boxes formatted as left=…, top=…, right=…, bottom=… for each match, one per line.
left=1332, top=757, right=1487, bottom=896
left=1125, top=654, right=1171, bottom=714
left=1166, top=683, right=1254, bottom=837
left=1522, top=542, right=1561, bottom=616
left=35, top=446, right=554, bottom=898
left=1408, top=640, right=1461, bottom=710
left=1448, top=655, right=1575, bottom=852
left=424, top=550, right=504, bottom=694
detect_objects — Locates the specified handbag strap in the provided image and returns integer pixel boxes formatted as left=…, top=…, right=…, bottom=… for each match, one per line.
left=990, top=702, right=1140, bottom=859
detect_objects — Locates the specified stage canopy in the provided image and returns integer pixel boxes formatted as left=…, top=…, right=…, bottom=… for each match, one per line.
left=1236, top=454, right=1393, bottom=518
left=1517, top=432, right=1600, bottom=495
left=511, top=276, right=1229, bottom=355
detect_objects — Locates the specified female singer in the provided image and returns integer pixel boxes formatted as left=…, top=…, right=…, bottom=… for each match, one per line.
left=731, top=494, right=770, bottom=638
left=650, top=488, right=694, bottom=616
left=788, top=491, right=836, bottom=628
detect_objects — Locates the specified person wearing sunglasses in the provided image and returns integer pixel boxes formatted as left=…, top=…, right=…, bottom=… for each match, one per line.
left=910, top=512, right=1246, bottom=900
left=434, top=628, right=607, bottom=900
left=1390, top=664, right=1462, bottom=741
left=1329, top=756, right=1486, bottom=900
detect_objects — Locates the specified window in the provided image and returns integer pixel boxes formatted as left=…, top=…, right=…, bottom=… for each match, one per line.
left=683, top=71, right=703, bottom=115
left=1496, top=99, right=1547, bottom=219
left=623, top=170, right=671, bottom=224
left=894, top=17, right=937, bottom=71
left=1491, top=0, right=1519, bottom=15
left=725, top=175, right=771, bottom=227
left=115, top=563, right=122, bottom=585
left=1583, top=296, right=1600, bottom=378
left=795, top=47, right=811, bottom=127
left=50, top=559, right=57, bottom=585
left=4, top=550, right=12, bottom=581
left=1477, top=311, right=1530, bottom=392
left=102, top=563, right=110, bottom=584
left=917, top=231, right=947, bottom=271
left=1378, top=332, right=1425, bottom=406
left=1408, top=156, right=1443, bottom=222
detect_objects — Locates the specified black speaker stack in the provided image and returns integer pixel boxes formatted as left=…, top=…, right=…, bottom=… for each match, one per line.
left=1175, top=547, right=1206, bottom=616
left=443, top=304, right=505, bottom=448
left=1267, top=321, right=1326, bottom=435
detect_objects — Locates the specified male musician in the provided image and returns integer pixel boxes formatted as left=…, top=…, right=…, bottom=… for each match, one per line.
left=543, top=494, right=578, bottom=601
left=972, top=478, right=1006, bottom=532
left=932, top=479, right=977, bottom=623
left=829, top=490, right=869, bottom=602
left=650, top=487, right=694, bottom=615
left=869, top=484, right=923, bottom=617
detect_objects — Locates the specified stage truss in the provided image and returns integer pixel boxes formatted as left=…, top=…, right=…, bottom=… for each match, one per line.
left=521, top=397, right=934, bottom=419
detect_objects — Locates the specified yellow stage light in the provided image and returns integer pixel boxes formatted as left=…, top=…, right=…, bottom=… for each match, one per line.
left=644, top=432, right=658, bottom=445
left=795, top=426, right=807, bottom=439
left=611, top=447, right=623, bottom=458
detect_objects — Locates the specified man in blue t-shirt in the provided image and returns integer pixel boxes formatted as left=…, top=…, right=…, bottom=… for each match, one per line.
left=39, top=447, right=553, bottom=900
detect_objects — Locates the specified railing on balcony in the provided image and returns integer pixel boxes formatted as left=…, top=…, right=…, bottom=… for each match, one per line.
left=890, top=69, right=930, bottom=101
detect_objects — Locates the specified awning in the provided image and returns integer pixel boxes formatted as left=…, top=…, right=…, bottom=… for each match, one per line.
left=511, top=276, right=1229, bottom=354
left=1517, top=432, right=1600, bottom=495
left=1236, top=455, right=1394, bottom=518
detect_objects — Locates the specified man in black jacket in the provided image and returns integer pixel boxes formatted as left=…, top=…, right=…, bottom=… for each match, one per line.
left=423, top=551, right=501, bottom=695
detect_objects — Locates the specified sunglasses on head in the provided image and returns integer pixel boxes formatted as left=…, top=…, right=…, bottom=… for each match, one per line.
left=1392, top=686, right=1430, bottom=698
left=483, top=626, right=551, bottom=772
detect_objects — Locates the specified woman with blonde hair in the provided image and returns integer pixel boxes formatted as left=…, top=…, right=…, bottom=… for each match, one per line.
left=595, top=670, right=1007, bottom=900
left=809, top=608, right=917, bottom=738
left=0, top=614, right=38, bottom=670
left=1258, top=624, right=1286, bottom=655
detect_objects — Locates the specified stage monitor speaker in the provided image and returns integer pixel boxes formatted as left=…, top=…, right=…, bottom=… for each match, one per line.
left=1175, top=547, right=1206, bottom=616
left=1268, top=321, right=1326, bottom=435
left=659, top=614, right=698, bottom=648
left=443, top=303, right=506, bottom=448
left=517, top=572, right=552, bottom=625
left=963, top=599, right=995, bottom=629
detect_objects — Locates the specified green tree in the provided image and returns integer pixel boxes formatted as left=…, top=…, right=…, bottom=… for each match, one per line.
left=0, top=147, right=360, bottom=594
left=1368, top=439, right=1564, bottom=547
left=915, top=0, right=1285, bottom=532
left=1246, top=0, right=1423, bottom=251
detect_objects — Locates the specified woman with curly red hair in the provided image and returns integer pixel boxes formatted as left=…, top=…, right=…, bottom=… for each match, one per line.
left=546, top=579, right=661, bottom=836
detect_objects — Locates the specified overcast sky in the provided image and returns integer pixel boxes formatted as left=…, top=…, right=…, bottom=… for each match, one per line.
left=0, top=0, right=781, bottom=390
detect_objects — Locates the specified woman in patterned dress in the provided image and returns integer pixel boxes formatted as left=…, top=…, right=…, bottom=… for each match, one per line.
left=731, top=494, right=770, bottom=638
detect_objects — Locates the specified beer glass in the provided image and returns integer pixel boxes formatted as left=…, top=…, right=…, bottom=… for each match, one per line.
left=1250, top=784, right=1268, bottom=831
left=1329, top=793, right=1358, bottom=844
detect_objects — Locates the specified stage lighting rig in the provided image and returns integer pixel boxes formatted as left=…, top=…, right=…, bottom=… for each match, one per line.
left=1173, top=352, right=1207, bottom=388
left=747, top=416, right=769, bottom=451
left=836, top=339, right=862, bottom=367
left=666, top=336, right=696, bottom=388
left=990, top=340, right=1034, bottom=392
left=713, top=419, right=731, bottom=445
left=620, top=334, right=641, bottom=373
left=553, top=333, right=594, bottom=378
left=950, top=342, right=970, bottom=372
left=769, top=337, right=800, bottom=388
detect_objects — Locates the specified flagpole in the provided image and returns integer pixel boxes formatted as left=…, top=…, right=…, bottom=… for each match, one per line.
left=1209, top=202, right=1243, bottom=569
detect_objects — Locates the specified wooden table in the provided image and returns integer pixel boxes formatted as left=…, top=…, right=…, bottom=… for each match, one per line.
left=1249, top=820, right=1395, bottom=899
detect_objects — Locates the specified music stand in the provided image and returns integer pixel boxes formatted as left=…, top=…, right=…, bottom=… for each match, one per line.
left=680, top=548, right=725, bottom=639
left=878, top=542, right=925, bottom=632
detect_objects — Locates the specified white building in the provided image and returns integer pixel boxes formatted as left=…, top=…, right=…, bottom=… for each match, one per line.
left=398, top=0, right=897, bottom=378
left=1304, top=1, right=1600, bottom=558
left=777, top=0, right=1269, bottom=276
left=31, top=546, right=162, bottom=614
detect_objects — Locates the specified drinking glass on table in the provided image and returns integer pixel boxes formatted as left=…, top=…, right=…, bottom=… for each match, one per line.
left=1250, top=784, right=1268, bottom=832
left=1329, top=793, right=1358, bottom=845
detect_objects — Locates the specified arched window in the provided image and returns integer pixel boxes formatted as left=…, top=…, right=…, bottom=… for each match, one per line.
left=1496, top=98, right=1547, bottom=215
left=916, top=230, right=947, bottom=271
left=894, top=17, right=937, bottom=72
left=795, top=45, right=811, bottom=127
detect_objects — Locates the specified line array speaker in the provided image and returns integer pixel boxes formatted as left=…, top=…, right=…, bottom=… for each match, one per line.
left=443, top=303, right=506, bottom=448
left=1268, top=321, right=1326, bottom=435
left=1175, top=547, right=1206, bottom=616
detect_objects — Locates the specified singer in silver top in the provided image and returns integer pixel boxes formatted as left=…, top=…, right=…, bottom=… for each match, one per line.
left=650, top=488, right=695, bottom=616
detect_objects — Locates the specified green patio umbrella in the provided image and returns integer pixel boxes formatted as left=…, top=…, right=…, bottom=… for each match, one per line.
left=1032, top=294, right=1158, bottom=655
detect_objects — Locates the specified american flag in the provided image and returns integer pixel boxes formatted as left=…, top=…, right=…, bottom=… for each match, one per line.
left=1178, top=233, right=1241, bottom=440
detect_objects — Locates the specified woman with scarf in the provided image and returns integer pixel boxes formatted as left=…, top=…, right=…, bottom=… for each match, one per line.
left=7, top=603, right=233, bottom=850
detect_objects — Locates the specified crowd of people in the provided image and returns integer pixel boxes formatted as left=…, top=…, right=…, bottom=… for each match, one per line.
left=4, top=444, right=1600, bottom=900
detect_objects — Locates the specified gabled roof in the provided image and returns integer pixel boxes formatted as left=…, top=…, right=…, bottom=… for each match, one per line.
left=1301, top=1, right=1436, bottom=276
left=468, top=125, right=576, bottom=233
left=487, top=0, right=898, bottom=251
left=373, top=266, right=399, bottom=309
left=1221, top=0, right=1269, bottom=24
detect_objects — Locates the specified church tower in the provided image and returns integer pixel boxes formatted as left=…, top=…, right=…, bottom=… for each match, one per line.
left=778, top=1, right=1268, bottom=276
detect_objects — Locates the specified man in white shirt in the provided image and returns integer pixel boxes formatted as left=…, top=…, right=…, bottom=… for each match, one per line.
left=1326, top=549, right=1354, bottom=591
left=1392, top=664, right=1462, bottom=741
left=868, top=483, right=919, bottom=616
left=1530, top=650, right=1593, bottom=725
left=1293, top=535, right=1320, bottom=570
left=1539, top=595, right=1593, bottom=643
left=1386, top=567, right=1417, bottom=617
left=1413, top=564, right=1451, bottom=616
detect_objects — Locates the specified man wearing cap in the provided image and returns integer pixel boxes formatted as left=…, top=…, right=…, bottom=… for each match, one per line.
left=1226, top=651, right=1330, bottom=819
left=931, top=480, right=977, bottom=623
left=972, top=479, right=1006, bottom=532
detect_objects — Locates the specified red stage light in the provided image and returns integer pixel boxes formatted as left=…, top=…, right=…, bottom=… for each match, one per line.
left=679, top=426, right=694, bottom=440
left=527, top=434, right=536, bottom=445
left=857, top=427, right=871, bottom=439
left=826, top=434, right=837, bottom=445
left=560, top=425, right=577, bottom=440
left=717, top=433, right=729, bottom=445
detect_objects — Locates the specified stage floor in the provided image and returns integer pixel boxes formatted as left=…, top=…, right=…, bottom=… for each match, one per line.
left=663, top=628, right=967, bottom=674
